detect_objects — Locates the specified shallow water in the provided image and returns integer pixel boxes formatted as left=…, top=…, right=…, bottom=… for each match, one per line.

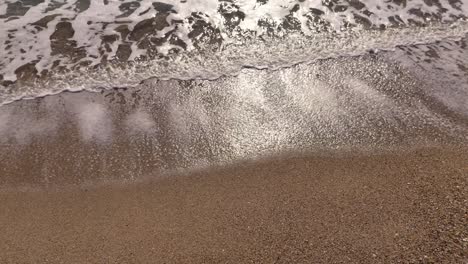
left=1, top=39, right=467, bottom=188
left=0, top=1, right=467, bottom=189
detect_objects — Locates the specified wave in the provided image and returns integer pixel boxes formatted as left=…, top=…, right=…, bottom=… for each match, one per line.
left=1, top=0, right=468, bottom=105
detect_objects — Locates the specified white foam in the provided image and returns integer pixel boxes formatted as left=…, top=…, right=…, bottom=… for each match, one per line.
left=1, top=0, right=468, bottom=104
left=0, top=1, right=7, bottom=16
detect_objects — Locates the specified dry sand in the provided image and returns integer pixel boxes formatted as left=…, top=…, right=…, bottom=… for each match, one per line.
left=1, top=147, right=467, bottom=263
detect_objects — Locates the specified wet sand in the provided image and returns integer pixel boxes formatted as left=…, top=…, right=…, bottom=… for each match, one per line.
left=1, top=32, right=468, bottom=263
left=1, top=147, right=467, bottom=263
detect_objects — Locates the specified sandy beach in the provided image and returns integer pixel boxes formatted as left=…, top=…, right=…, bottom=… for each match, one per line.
left=1, top=3, right=468, bottom=261
left=1, top=147, right=467, bottom=263
left=0, top=49, right=467, bottom=263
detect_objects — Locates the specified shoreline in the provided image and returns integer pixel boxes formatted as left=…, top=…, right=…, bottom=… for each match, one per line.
left=1, top=52, right=467, bottom=190
left=1, top=21, right=467, bottom=262
left=2, top=22, right=468, bottom=106
left=0, top=144, right=466, bottom=193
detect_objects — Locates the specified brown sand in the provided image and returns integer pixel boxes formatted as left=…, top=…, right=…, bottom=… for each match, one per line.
left=0, top=147, right=467, bottom=263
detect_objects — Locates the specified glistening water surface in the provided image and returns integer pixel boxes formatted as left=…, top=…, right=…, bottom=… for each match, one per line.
left=0, top=0, right=467, bottom=189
